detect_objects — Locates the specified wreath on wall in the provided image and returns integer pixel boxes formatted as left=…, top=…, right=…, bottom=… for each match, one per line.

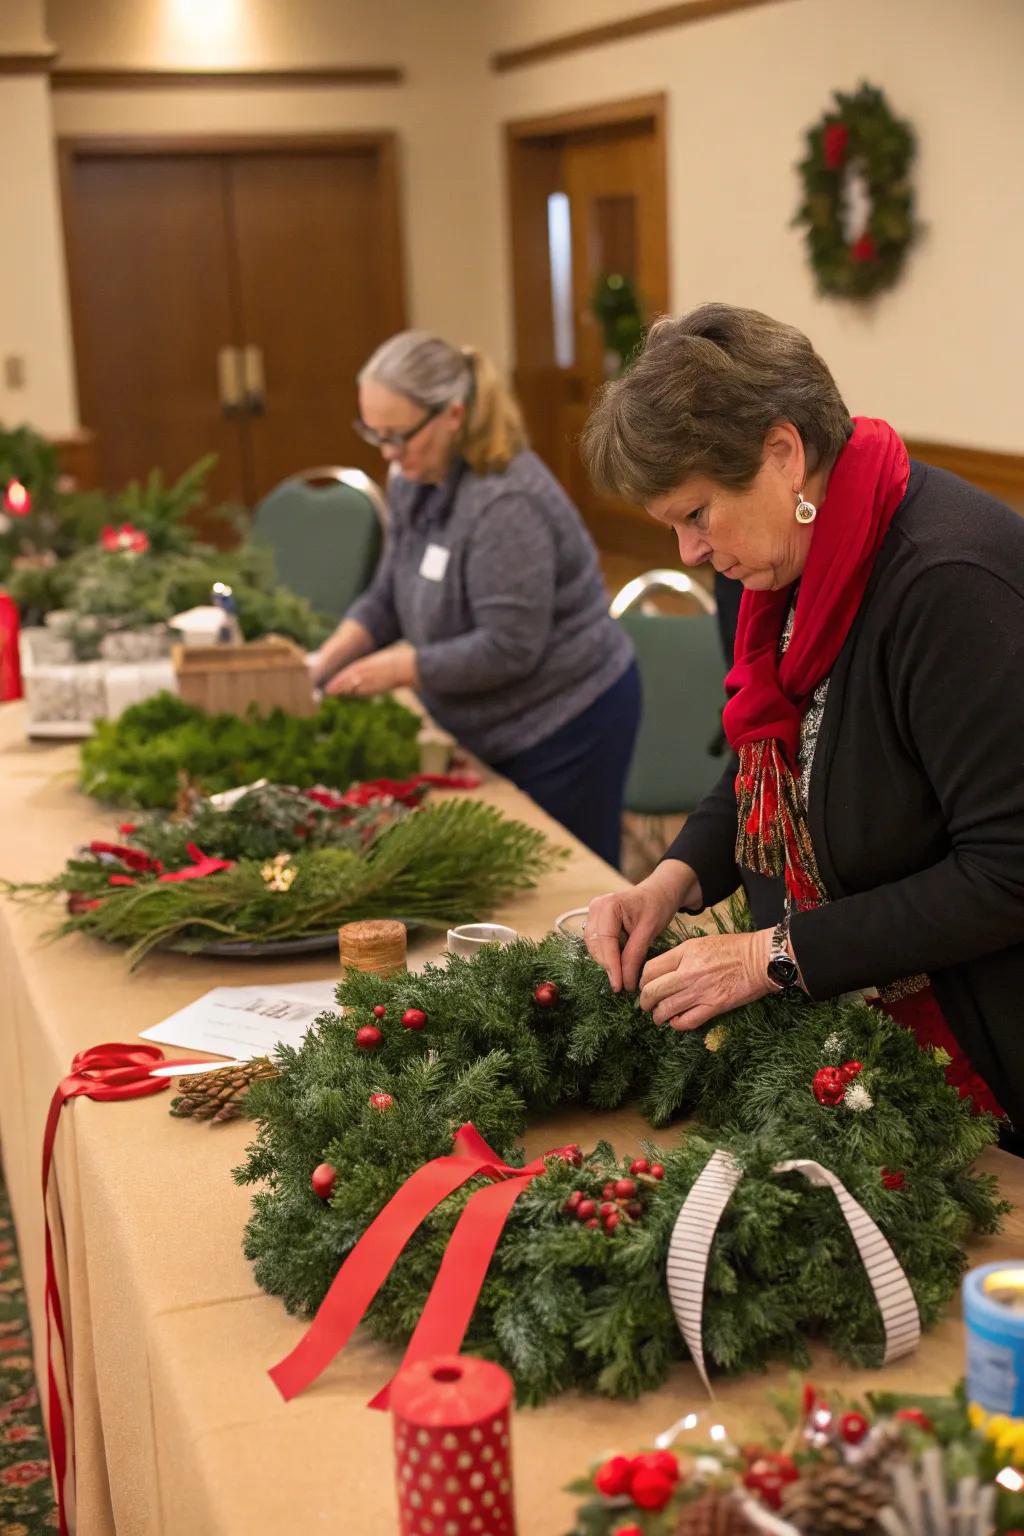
left=794, top=82, right=919, bottom=300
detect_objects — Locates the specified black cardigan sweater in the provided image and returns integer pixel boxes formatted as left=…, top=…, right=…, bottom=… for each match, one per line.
left=667, top=462, right=1024, bottom=1127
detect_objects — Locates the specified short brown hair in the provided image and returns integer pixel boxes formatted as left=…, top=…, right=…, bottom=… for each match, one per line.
left=581, top=303, right=853, bottom=501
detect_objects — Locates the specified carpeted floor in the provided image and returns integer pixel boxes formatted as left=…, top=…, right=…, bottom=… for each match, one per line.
left=0, top=1166, right=57, bottom=1534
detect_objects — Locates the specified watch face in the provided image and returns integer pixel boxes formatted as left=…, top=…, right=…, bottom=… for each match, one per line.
left=767, top=955, right=800, bottom=989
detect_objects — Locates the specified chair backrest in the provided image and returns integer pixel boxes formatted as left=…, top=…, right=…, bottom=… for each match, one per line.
left=609, top=568, right=716, bottom=619
left=616, top=599, right=728, bottom=815
left=251, top=467, right=386, bottom=620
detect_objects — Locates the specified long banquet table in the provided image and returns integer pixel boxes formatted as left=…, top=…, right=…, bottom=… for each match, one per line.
left=0, top=699, right=1020, bottom=1535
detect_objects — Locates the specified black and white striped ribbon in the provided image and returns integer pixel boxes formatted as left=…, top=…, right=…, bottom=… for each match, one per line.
left=666, top=1148, right=921, bottom=1393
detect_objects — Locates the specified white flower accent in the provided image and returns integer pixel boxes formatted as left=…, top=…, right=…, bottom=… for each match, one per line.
left=822, top=1031, right=843, bottom=1059
left=844, top=1081, right=874, bottom=1112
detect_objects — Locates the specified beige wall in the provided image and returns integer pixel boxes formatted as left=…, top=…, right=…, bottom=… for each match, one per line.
left=482, top=0, right=1024, bottom=453
left=0, top=1, right=77, bottom=437
left=33, top=0, right=1024, bottom=453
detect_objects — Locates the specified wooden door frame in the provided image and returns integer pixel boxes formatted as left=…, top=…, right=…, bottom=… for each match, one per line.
left=503, top=93, right=670, bottom=559
left=58, top=131, right=407, bottom=466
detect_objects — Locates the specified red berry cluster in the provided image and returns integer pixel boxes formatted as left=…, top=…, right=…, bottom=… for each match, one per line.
left=812, top=1060, right=863, bottom=1106
left=354, top=1005, right=426, bottom=1052
left=742, top=1450, right=799, bottom=1509
left=563, top=1157, right=665, bottom=1234
left=594, top=1449, right=681, bottom=1511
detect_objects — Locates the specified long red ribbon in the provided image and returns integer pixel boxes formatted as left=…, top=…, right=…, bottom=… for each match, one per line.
left=42, top=1043, right=208, bottom=1535
left=269, top=1123, right=571, bottom=1410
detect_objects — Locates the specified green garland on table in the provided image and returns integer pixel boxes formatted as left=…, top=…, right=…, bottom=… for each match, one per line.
left=234, top=923, right=1005, bottom=1406
left=794, top=82, right=919, bottom=300
left=79, top=692, right=422, bottom=808
left=7, top=796, right=559, bottom=966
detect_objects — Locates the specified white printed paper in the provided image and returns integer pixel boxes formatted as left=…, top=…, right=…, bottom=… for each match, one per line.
left=141, top=981, right=339, bottom=1061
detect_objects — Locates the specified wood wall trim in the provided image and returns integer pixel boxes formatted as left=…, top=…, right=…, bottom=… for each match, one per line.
left=506, top=92, right=667, bottom=141
left=50, top=64, right=403, bottom=91
left=0, top=51, right=57, bottom=76
left=904, top=438, right=1024, bottom=510
left=492, top=0, right=787, bottom=73
left=57, top=130, right=400, bottom=160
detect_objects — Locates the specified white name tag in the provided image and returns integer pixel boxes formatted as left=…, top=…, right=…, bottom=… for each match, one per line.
left=419, top=543, right=450, bottom=582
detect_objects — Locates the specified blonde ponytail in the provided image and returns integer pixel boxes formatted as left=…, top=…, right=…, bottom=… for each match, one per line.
left=458, top=346, right=528, bottom=476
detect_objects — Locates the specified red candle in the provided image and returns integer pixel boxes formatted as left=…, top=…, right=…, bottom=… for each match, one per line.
left=391, top=1354, right=516, bottom=1536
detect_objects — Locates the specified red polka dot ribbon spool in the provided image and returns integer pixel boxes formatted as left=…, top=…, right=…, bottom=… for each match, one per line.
left=391, top=1354, right=516, bottom=1536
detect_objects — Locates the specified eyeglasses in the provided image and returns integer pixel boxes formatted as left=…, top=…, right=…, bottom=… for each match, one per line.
left=353, top=402, right=445, bottom=452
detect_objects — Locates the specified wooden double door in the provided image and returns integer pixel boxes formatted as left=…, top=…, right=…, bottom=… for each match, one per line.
left=61, top=136, right=405, bottom=514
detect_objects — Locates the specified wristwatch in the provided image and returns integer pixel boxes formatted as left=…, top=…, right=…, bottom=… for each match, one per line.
left=766, top=916, right=801, bottom=993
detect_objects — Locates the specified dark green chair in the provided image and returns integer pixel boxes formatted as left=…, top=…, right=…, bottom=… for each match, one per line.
left=251, top=467, right=386, bottom=620
left=612, top=571, right=728, bottom=814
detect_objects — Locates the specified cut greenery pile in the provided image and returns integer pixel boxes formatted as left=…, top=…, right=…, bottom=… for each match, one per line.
left=235, top=924, right=1005, bottom=1405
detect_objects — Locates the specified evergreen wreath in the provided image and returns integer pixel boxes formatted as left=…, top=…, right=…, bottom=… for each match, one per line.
left=78, top=691, right=422, bottom=809
left=234, top=922, right=1005, bottom=1406
left=794, top=83, right=919, bottom=299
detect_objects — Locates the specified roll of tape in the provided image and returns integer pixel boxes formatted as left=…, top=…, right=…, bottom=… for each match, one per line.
left=964, top=1261, right=1024, bottom=1418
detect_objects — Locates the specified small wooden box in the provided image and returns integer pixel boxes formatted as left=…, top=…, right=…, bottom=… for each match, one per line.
left=172, top=637, right=316, bottom=717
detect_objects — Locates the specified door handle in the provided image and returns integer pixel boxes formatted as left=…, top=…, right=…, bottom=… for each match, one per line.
left=241, top=344, right=266, bottom=416
left=217, top=346, right=244, bottom=415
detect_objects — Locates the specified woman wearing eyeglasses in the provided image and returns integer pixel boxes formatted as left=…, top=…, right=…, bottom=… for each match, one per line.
left=308, top=330, right=640, bottom=868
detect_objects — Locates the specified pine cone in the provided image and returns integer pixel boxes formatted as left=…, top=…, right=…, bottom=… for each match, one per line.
left=777, top=1459, right=892, bottom=1534
left=169, top=1059, right=278, bottom=1123
left=676, top=1490, right=757, bottom=1536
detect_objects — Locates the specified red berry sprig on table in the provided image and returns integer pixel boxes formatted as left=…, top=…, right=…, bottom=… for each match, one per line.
left=310, top=1162, right=337, bottom=1200
left=401, top=1007, right=427, bottom=1031
left=593, top=1450, right=679, bottom=1510
left=533, top=980, right=560, bottom=1008
left=812, top=1066, right=847, bottom=1106
left=840, top=1410, right=870, bottom=1445
left=743, top=1451, right=799, bottom=1510
left=355, top=1024, right=383, bottom=1051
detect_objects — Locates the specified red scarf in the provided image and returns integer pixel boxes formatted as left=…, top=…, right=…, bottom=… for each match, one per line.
left=723, top=417, right=910, bottom=906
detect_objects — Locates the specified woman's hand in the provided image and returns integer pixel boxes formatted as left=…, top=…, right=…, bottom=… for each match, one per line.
left=325, top=644, right=417, bottom=697
left=585, top=860, right=701, bottom=993
left=638, top=929, right=773, bottom=1030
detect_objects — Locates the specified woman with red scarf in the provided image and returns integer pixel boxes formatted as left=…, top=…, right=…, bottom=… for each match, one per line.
left=582, top=303, right=1024, bottom=1129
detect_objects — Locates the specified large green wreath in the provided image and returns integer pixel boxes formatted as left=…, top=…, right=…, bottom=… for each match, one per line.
left=794, top=83, right=919, bottom=299
left=235, top=923, right=1005, bottom=1405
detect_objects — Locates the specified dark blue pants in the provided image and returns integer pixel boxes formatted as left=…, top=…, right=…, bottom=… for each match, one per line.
left=492, top=662, right=641, bottom=869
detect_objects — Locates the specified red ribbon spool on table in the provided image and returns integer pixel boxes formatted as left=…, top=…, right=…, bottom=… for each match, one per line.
left=391, top=1354, right=516, bottom=1536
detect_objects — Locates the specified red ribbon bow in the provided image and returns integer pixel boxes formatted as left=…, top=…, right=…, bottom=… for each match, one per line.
left=157, top=843, right=235, bottom=882
left=269, top=1123, right=576, bottom=1410
left=306, top=772, right=482, bottom=812
left=43, top=1044, right=208, bottom=1535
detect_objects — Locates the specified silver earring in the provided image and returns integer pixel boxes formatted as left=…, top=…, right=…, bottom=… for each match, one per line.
left=794, top=491, right=817, bottom=524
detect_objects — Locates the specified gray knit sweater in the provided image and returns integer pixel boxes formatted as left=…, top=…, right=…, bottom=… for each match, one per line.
left=345, top=451, right=634, bottom=762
